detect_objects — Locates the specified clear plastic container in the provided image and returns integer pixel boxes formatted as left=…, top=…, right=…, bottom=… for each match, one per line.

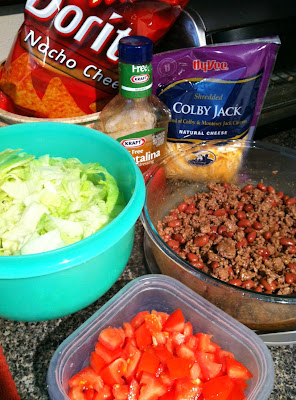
left=47, top=274, right=274, bottom=400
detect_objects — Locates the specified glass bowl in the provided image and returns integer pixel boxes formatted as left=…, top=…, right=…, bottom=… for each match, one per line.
left=141, top=140, right=296, bottom=332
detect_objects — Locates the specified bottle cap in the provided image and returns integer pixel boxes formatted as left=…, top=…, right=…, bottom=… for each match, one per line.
left=118, top=36, right=153, bottom=64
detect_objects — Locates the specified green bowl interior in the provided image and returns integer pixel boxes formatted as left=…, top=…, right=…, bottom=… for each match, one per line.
left=0, top=122, right=145, bottom=278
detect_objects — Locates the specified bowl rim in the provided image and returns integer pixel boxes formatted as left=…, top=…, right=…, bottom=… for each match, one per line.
left=0, top=122, right=145, bottom=279
left=141, top=139, right=296, bottom=305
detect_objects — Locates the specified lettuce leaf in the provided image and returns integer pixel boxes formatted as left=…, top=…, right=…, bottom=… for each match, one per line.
left=0, top=149, right=125, bottom=255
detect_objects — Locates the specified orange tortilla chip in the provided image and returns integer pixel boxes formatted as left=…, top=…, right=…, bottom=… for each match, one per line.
left=0, top=53, right=48, bottom=116
left=42, top=77, right=86, bottom=118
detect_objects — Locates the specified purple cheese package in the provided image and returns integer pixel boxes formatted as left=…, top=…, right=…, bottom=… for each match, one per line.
left=151, top=37, right=280, bottom=181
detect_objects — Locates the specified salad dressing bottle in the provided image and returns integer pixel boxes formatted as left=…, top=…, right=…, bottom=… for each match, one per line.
left=94, top=35, right=171, bottom=174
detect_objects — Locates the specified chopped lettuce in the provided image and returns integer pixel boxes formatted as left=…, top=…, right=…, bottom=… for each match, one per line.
left=0, top=149, right=125, bottom=255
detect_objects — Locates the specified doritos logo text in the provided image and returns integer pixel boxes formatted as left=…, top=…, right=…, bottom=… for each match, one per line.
left=0, top=0, right=190, bottom=119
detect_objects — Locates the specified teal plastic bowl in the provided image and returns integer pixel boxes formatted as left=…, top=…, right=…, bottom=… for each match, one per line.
left=0, top=122, right=145, bottom=321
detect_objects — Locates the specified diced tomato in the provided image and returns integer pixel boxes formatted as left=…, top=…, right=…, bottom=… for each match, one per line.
left=135, top=323, right=152, bottom=350
left=153, top=331, right=167, bottom=345
left=185, top=335, right=198, bottom=350
left=166, top=338, right=174, bottom=354
left=174, top=377, right=203, bottom=400
left=139, top=372, right=167, bottom=400
left=195, top=333, right=217, bottom=353
left=69, top=367, right=104, bottom=392
left=151, top=310, right=169, bottom=325
left=163, top=309, right=185, bottom=333
left=90, top=352, right=106, bottom=375
left=99, top=327, right=125, bottom=351
left=95, top=342, right=122, bottom=364
left=225, top=359, right=253, bottom=381
left=227, top=379, right=247, bottom=400
left=175, top=343, right=196, bottom=361
left=144, top=314, right=163, bottom=335
left=68, top=386, right=87, bottom=400
left=122, top=342, right=139, bottom=359
left=93, top=385, right=113, bottom=400
left=196, top=352, right=223, bottom=381
left=202, top=375, right=234, bottom=400
left=159, top=389, right=175, bottom=400
left=232, top=379, right=248, bottom=392
left=123, top=322, right=135, bottom=338
left=190, top=362, right=202, bottom=380
left=170, top=331, right=185, bottom=346
left=158, top=367, right=175, bottom=387
left=85, top=388, right=96, bottom=400
left=122, top=342, right=141, bottom=381
left=126, top=337, right=137, bottom=348
left=113, top=384, right=129, bottom=399
left=153, top=346, right=174, bottom=366
left=137, top=351, right=160, bottom=376
left=167, top=357, right=192, bottom=379
left=215, top=350, right=234, bottom=374
left=100, top=358, right=127, bottom=386
left=131, top=311, right=150, bottom=329
left=184, top=322, right=193, bottom=337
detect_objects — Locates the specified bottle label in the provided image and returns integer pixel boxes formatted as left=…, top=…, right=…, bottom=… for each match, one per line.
left=117, top=128, right=166, bottom=173
left=119, top=62, right=153, bottom=98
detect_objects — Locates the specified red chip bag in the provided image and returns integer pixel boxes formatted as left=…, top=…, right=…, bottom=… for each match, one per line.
left=0, top=0, right=189, bottom=118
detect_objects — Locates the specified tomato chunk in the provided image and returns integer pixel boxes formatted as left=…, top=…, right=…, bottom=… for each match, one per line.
left=93, top=385, right=112, bottom=400
left=137, top=351, right=160, bottom=376
left=139, top=372, right=167, bottom=400
left=227, top=379, right=247, bottom=400
left=174, top=377, right=202, bottom=400
left=131, top=311, right=150, bottom=329
left=195, top=333, right=217, bottom=353
left=100, top=358, right=127, bottom=385
left=135, top=323, right=152, bottom=350
left=95, top=342, right=122, bottom=364
left=163, top=309, right=185, bottom=333
left=90, top=352, right=106, bottom=375
left=69, top=367, right=104, bottom=392
left=99, top=327, right=125, bottom=351
left=112, top=384, right=129, bottom=399
left=122, top=342, right=141, bottom=382
left=226, top=359, right=253, bottom=381
left=202, top=375, right=234, bottom=400
left=144, top=314, right=162, bottom=335
left=167, top=357, right=192, bottom=379
left=196, top=352, right=222, bottom=381
left=68, top=386, right=87, bottom=400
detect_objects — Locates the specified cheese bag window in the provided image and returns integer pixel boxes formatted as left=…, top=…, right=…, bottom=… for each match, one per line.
left=0, top=0, right=189, bottom=119
left=152, top=38, right=280, bottom=182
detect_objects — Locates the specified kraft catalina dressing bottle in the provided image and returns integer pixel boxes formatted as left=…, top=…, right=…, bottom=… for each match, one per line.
left=94, top=35, right=171, bottom=174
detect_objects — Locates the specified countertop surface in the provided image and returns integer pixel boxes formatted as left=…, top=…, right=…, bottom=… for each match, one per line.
left=1, top=123, right=296, bottom=400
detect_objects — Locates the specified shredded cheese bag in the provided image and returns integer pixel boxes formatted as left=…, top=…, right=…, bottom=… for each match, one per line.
left=152, top=38, right=280, bottom=181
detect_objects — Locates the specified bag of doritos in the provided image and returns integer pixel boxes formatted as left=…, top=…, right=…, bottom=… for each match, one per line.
left=0, top=0, right=189, bottom=119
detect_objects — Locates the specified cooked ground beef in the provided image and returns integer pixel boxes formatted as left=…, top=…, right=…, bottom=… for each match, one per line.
left=157, top=182, right=296, bottom=295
